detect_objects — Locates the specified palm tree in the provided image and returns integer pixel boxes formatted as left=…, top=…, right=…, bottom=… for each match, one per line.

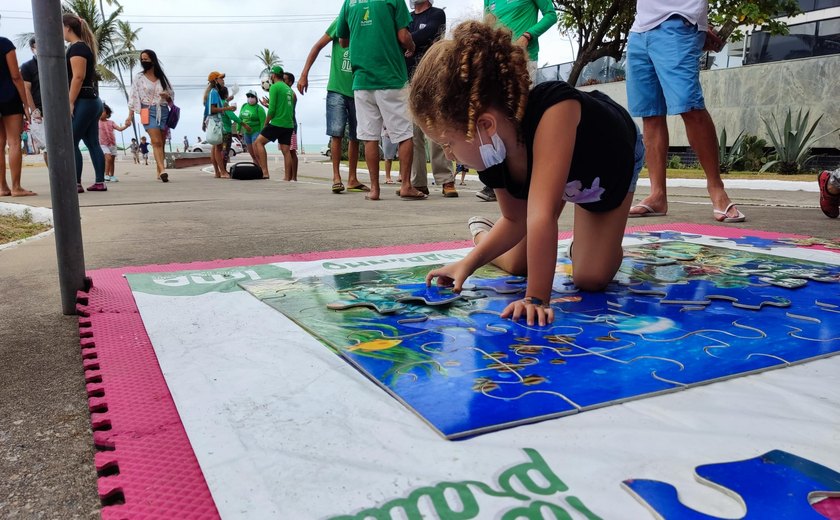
left=255, top=49, right=282, bottom=71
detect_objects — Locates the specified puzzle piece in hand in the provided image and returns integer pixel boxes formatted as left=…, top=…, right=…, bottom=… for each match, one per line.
left=462, top=276, right=528, bottom=294
left=393, top=283, right=462, bottom=306
left=629, top=280, right=792, bottom=310
left=623, top=450, right=840, bottom=519
left=711, top=235, right=782, bottom=250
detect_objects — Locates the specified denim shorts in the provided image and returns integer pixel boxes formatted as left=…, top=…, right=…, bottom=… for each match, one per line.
left=628, top=127, right=645, bottom=193
left=326, top=91, right=357, bottom=140
left=626, top=16, right=706, bottom=117
left=242, top=131, right=261, bottom=145
left=143, top=104, right=170, bottom=131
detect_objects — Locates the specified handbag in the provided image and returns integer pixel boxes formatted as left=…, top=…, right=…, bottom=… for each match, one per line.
left=204, top=96, right=223, bottom=145
left=165, top=101, right=180, bottom=129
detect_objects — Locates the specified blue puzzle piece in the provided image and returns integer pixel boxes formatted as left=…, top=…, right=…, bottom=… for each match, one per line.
left=462, top=276, right=528, bottom=294
left=630, top=280, right=792, bottom=310
left=626, top=231, right=703, bottom=242
left=711, top=235, right=783, bottom=250
left=623, top=450, right=840, bottom=519
left=393, top=283, right=462, bottom=306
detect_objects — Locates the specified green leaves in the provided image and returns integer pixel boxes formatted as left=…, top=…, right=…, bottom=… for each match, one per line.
left=718, top=128, right=746, bottom=174
left=708, top=0, right=802, bottom=42
left=760, top=109, right=839, bottom=174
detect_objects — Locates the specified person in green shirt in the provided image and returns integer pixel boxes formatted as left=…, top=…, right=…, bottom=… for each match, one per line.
left=238, top=90, right=265, bottom=162
left=484, top=0, right=558, bottom=81
left=298, top=17, right=367, bottom=194
left=219, top=86, right=250, bottom=171
left=254, top=65, right=294, bottom=180
left=337, top=0, right=423, bottom=202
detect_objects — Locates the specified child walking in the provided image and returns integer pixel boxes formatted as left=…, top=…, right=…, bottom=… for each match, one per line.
left=129, top=138, right=140, bottom=164
left=98, top=104, right=130, bottom=182
left=139, top=136, right=149, bottom=165
left=412, top=21, right=644, bottom=326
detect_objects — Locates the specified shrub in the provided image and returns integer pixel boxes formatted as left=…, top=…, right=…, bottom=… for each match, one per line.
left=761, top=109, right=839, bottom=174
left=735, top=134, right=769, bottom=172
left=718, top=128, right=745, bottom=174
left=667, top=155, right=683, bottom=169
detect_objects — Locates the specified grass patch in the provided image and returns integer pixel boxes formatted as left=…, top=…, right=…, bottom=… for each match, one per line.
left=0, top=211, right=52, bottom=245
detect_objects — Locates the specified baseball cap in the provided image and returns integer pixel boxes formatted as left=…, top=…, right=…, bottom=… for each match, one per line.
left=207, top=71, right=225, bottom=82
left=270, top=65, right=284, bottom=76
left=246, top=90, right=257, bottom=98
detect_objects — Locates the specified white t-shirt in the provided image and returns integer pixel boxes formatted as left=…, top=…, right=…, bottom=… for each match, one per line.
left=630, top=0, right=708, bottom=33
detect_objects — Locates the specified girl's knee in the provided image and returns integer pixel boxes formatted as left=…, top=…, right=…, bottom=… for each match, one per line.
left=572, top=270, right=613, bottom=292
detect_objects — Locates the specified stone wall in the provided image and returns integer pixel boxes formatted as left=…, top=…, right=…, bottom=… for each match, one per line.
left=579, top=55, right=840, bottom=148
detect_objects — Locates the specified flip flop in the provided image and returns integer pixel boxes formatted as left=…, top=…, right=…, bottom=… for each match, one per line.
left=713, top=202, right=746, bottom=223
left=628, top=203, right=666, bottom=218
left=400, top=193, right=428, bottom=201
left=346, top=184, right=370, bottom=192
left=331, top=182, right=345, bottom=194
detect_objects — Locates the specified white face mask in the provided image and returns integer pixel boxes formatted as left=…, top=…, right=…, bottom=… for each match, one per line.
left=477, top=126, right=506, bottom=169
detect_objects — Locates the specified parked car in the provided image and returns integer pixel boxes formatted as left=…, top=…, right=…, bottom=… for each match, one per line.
left=320, top=144, right=330, bottom=157
left=192, top=137, right=244, bottom=156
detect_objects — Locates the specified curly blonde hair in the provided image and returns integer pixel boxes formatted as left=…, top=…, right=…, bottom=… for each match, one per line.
left=409, top=20, right=530, bottom=141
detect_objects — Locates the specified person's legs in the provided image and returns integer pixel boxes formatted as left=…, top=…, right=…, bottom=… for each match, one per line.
left=326, top=92, right=347, bottom=186
left=330, top=136, right=343, bottom=185
left=0, top=123, right=7, bottom=195
left=79, top=100, right=106, bottom=184
left=363, top=140, right=381, bottom=200
left=148, top=128, right=166, bottom=177
left=681, top=109, right=738, bottom=218
left=290, top=150, right=298, bottom=181
left=104, top=153, right=114, bottom=176
left=411, top=124, right=427, bottom=189
left=210, top=145, right=222, bottom=177
left=629, top=116, right=669, bottom=216
left=397, top=137, right=414, bottom=198
left=354, top=90, right=384, bottom=199
left=220, top=133, right=232, bottom=172
left=571, top=192, right=634, bottom=290
left=347, top=140, right=360, bottom=186
left=254, top=134, right=270, bottom=179
left=376, top=88, right=421, bottom=199
left=1, top=114, right=35, bottom=196
left=384, top=158, right=393, bottom=182
left=430, top=138, right=457, bottom=196
left=280, top=144, right=292, bottom=181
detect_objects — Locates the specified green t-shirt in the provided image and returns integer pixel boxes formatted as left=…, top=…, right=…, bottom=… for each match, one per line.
left=326, top=18, right=354, bottom=98
left=266, top=80, right=294, bottom=129
left=221, top=101, right=242, bottom=133
left=484, top=0, right=558, bottom=61
left=238, top=102, right=266, bottom=133
left=336, top=0, right=411, bottom=91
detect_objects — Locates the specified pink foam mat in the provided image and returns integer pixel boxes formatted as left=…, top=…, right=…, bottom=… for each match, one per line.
left=76, top=224, right=840, bottom=519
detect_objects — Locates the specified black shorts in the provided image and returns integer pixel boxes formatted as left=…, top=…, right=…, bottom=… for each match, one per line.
left=0, top=98, right=24, bottom=117
left=260, top=125, right=293, bottom=145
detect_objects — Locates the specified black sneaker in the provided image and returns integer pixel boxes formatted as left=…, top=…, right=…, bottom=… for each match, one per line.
left=476, top=186, right=496, bottom=201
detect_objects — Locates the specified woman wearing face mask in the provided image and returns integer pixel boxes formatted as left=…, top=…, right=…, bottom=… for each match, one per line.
left=63, top=14, right=107, bottom=192
left=238, top=90, right=265, bottom=162
left=203, top=71, right=236, bottom=178
left=125, top=49, right=174, bottom=182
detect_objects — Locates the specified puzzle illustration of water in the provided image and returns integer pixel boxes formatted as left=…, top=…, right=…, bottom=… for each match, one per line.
left=240, top=239, right=840, bottom=439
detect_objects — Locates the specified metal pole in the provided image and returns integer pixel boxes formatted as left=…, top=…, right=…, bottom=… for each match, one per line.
left=32, top=0, right=87, bottom=315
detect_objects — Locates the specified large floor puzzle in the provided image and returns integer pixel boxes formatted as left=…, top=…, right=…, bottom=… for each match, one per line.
left=239, top=238, right=840, bottom=439
left=80, top=225, right=840, bottom=519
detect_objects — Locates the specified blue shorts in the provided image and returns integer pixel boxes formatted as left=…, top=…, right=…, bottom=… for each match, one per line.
left=326, top=91, right=357, bottom=141
left=381, top=134, right=397, bottom=160
left=242, top=131, right=261, bottom=145
left=626, top=17, right=706, bottom=117
left=628, top=127, right=645, bottom=193
left=143, top=104, right=170, bottom=131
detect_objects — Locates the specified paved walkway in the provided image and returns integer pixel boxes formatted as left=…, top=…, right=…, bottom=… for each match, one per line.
left=0, top=155, right=834, bottom=516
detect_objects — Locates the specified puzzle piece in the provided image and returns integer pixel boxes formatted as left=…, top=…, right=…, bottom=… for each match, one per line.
left=775, top=236, right=840, bottom=250
left=711, top=235, right=782, bottom=250
left=326, top=299, right=407, bottom=314
left=393, top=283, right=462, bottom=306
left=625, top=231, right=703, bottom=242
left=623, top=450, right=840, bottom=519
left=462, top=276, right=528, bottom=294
left=629, top=280, right=792, bottom=310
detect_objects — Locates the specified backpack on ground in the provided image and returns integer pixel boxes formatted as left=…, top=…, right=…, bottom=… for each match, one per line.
left=229, top=162, right=263, bottom=180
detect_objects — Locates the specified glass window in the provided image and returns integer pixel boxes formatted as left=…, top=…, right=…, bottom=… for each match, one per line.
left=816, top=0, right=840, bottom=10
left=798, top=0, right=816, bottom=11
left=816, top=17, right=840, bottom=56
left=747, top=22, right=817, bottom=63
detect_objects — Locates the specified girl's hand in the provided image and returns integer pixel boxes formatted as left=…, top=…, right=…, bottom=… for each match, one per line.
left=501, top=297, right=555, bottom=326
left=425, top=261, right=472, bottom=293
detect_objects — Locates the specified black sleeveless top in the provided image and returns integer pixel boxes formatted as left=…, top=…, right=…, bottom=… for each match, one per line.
left=478, top=81, right=638, bottom=212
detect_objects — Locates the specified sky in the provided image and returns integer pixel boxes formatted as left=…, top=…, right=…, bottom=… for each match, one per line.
left=3, top=1, right=576, bottom=151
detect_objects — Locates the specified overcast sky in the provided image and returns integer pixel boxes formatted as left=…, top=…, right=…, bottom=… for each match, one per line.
left=4, top=1, right=575, bottom=150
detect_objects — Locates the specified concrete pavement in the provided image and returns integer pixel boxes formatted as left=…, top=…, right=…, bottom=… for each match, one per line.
left=0, top=154, right=834, bottom=517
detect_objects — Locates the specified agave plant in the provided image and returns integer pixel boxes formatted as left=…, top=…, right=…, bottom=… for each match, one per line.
left=761, top=109, right=839, bottom=174
left=718, top=127, right=745, bottom=173
left=735, top=134, right=769, bottom=172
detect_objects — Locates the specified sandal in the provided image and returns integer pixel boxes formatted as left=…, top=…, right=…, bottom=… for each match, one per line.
left=628, top=203, right=666, bottom=218
left=332, top=182, right=345, bottom=194
left=346, top=183, right=370, bottom=192
left=713, top=202, right=746, bottom=223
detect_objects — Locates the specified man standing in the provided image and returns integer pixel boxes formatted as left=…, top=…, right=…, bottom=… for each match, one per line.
left=20, top=37, right=46, bottom=161
left=254, top=65, right=295, bottom=180
left=626, top=0, right=744, bottom=222
left=337, top=0, right=422, bottom=201
left=282, top=72, right=299, bottom=182
left=298, top=16, right=368, bottom=194
left=183, top=135, right=189, bottom=152
left=478, top=0, right=558, bottom=201
left=407, top=0, right=458, bottom=198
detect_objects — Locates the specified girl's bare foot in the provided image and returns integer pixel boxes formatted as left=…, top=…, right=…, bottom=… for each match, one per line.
left=11, top=189, right=37, bottom=197
left=365, top=189, right=380, bottom=201
left=1, top=190, right=11, bottom=197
